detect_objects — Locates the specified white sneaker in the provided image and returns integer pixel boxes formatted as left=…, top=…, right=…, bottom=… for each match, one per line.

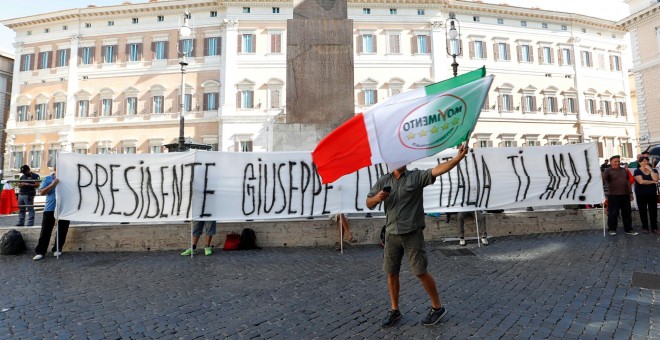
left=480, top=237, right=489, bottom=245
left=53, top=251, right=62, bottom=257
left=459, top=238, right=466, bottom=246
left=33, top=254, right=43, bottom=261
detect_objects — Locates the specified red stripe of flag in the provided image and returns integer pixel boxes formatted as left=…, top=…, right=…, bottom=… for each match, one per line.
left=312, top=113, right=372, bottom=184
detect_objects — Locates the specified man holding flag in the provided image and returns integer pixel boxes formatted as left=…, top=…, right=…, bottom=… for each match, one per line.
left=366, top=144, right=468, bottom=327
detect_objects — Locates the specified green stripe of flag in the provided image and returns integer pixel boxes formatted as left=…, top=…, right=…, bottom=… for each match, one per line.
left=424, top=67, right=486, bottom=95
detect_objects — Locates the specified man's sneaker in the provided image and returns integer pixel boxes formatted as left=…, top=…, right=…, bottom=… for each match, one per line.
left=480, top=237, right=489, bottom=245
left=53, top=251, right=62, bottom=257
left=625, top=231, right=639, bottom=236
left=609, top=231, right=617, bottom=236
left=381, top=309, right=402, bottom=328
left=459, top=238, right=466, bottom=246
left=180, top=248, right=198, bottom=256
left=33, top=254, right=43, bottom=261
left=422, top=306, right=447, bottom=326
left=204, top=247, right=212, bottom=256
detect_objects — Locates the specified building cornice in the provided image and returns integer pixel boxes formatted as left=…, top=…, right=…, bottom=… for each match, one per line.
left=616, top=3, right=660, bottom=30
left=1, top=0, right=220, bottom=29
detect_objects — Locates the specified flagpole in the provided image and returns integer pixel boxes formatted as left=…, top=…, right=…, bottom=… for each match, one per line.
left=474, top=211, right=481, bottom=248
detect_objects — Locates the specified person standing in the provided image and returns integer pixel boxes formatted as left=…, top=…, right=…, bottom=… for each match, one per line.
left=181, top=221, right=217, bottom=256
left=457, top=211, right=488, bottom=246
left=33, top=166, right=70, bottom=260
left=602, top=155, right=638, bottom=236
left=632, top=156, right=660, bottom=234
left=16, top=165, right=40, bottom=227
left=366, top=145, right=468, bottom=328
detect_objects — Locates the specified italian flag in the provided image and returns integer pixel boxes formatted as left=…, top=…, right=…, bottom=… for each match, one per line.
left=312, top=67, right=494, bottom=184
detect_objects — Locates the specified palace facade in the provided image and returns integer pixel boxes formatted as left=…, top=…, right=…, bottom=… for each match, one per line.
left=1, top=0, right=634, bottom=177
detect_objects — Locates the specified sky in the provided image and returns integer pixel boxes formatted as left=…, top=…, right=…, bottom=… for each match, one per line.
left=0, top=0, right=631, bottom=55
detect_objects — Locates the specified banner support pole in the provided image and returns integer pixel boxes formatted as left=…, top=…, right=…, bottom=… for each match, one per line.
left=190, top=221, right=194, bottom=258
left=474, top=211, right=481, bottom=248
left=55, top=218, right=60, bottom=259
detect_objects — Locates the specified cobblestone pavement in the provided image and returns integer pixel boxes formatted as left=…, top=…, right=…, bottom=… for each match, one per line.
left=0, top=230, right=658, bottom=339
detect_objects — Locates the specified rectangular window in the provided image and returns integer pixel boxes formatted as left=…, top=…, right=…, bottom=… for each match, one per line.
left=132, top=18, right=139, bottom=24
left=184, top=94, right=192, bottom=112
left=123, top=147, right=136, bottom=154
left=75, top=148, right=88, bottom=154
left=154, top=41, right=166, bottom=60
left=39, top=51, right=50, bottom=69
left=150, top=145, right=163, bottom=153
left=390, top=8, right=397, bottom=15
left=542, top=23, right=548, bottom=29
left=204, top=93, right=219, bottom=111
left=501, top=94, right=512, bottom=111
left=504, top=140, right=516, bottom=147
left=581, top=51, right=592, bottom=67
left=520, top=45, right=531, bottom=62
left=44, top=28, right=50, bottom=33
left=78, top=100, right=89, bottom=117
left=128, top=43, right=141, bottom=62
left=363, top=8, right=371, bottom=14
left=549, top=140, right=560, bottom=146
left=104, top=45, right=116, bottom=63
left=157, top=15, right=164, bottom=22
left=57, top=49, right=68, bottom=67
left=242, top=7, right=251, bottom=13
left=152, top=96, right=164, bottom=113
left=473, top=16, right=480, bottom=22
left=497, top=43, right=509, bottom=61
left=35, top=103, right=46, bottom=120
left=603, top=101, right=611, bottom=115
left=547, top=97, right=557, bottom=113
left=54, top=102, right=65, bottom=119
left=527, top=140, right=538, bottom=147
left=181, top=39, right=193, bottom=57
left=388, top=34, right=400, bottom=54
left=81, top=47, right=93, bottom=64
left=566, top=98, right=576, bottom=113
left=611, top=55, right=620, bottom=71
left=474, top=41, right=486, bottom=59
left=126, top=97, right=137, bottom=115
left=618, top=102, right=627, bottom=116
left=12, top=150, right=24, bottom=169
left=108, top=21, right=114, bottom=26
left=562, top=48, right=572, bottom=65
left=63, top=25, right=68, bottom=30
left=210, top=11, right=217, bottom=17
left=101, top=99, right=113, bottom=116
left=30, top=148, right=42, bottom=169
left=561, top=25, right=567, bottom=31
left=362, top=34, right=375, bottom=53
left=542, top=47, right=552, bottom=64
left=364, top=90, right=377, bottom=106
left=586, top=99, right=596, bottom=114
left=97, top=146, right=110, bottom=154
left=21, top=54, right=33, bottom=71
left=524, top=95, right=535, bottom=112
left=520, top=21, right=527, bottom=27
left=17, top=105, right=28, bottom=122
left=241, top=90, right=254, bottom=108
left=241, top=34, right=255, bottom=53
left=240, top=141, right=253, bottom=152
left=270, top=34, right=282, bottom=53
left=417, top=35, right=430, bottom=54
left=47, top=149, right=58, bottom=167
left=417, top=9, right=425, bottom=15
left=497, top=18, right=504, bottom=24
left=272, top=7, right=280, bottom=13
left=206, top=37, right=220, bottom=56
left=479, top=140, right=490, bottom=148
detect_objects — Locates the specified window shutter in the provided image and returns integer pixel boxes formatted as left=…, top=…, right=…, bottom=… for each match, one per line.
left=521, top=95, right=526, bottom=111
left=125, top=44, right=131, bottom=60
left=497, top=94, right=502, bottom=112
left=151, top=42, right=156, bottom=59
left=482, top=94, right=489, bottom=110
left=597, top=142, right=603, bottom=157
left=215, top=92, right=220, bottom=108
left=113, top=45, right=118, bottom=62
left=543, top=97, right=548, bottom=113
left=505, top=43, right=510, bottom=60
left=493, top=44, right=499, bottom=60
left=588, top=52, right=593, bottom=67
left=237, top=34, right=242, bottom=53
left=426, top=35, right=432, bottom=53
left=569, top=49, right=574, bottom=65
left=562, top=98, right=567, bottom=113
left=558, top=49, right=563, bottom=65
left=203, top=93, right=208, bottom=111
left=549, top=48, right=554, bottom=64
left=358, top=91, right=365, bottom=106
left=236, top=92, right=241, bottom=108
left=249, top=91, right=254, bottom=108
left=373, top=34, right=378, bottom=53
left=538, top=47, right=543, bottom=64
left=469, top=41, right=475, bottom=58
left=55, top=50, right=60, bottom=67
left=357, top=35, right=363, bottom=53
left=532, top=96, right=537, bottom=111
left=626, top=143, right=633, bottom=157
left=218, top=37, right=222, bottom=56
left=251, top=34, right=256, bottom=53
left=483, top=41, right=487, bottom=58
left=411, top=36, right=417, bottom=54
left=516, top=45, right=522, bottom=62
left=164, top=42, right=169, bottom=59
left=529, top=46, right=534, bottom=63
left=609, top=55, right=614, bottom=71
left=37, top=52, right=42, bottom=69
left=204, top=38, right=209, bottom=56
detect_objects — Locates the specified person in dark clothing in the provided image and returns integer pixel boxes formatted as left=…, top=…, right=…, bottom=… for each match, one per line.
left=600, top=159, right=610, bottom=171
left=632, top=156, right=659, bottom=234
left=33, top=166, right=70, bottom=260
left=16, top=165, right=40, bottom=226
left=602, top=155, right=638, bottom=236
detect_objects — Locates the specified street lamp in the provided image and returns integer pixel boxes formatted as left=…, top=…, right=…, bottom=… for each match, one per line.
left=177, top=11, right=193, bottom=151
left=445, top=12, right=462, bottom=77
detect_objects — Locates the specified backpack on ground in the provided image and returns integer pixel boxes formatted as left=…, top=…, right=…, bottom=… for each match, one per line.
left=238, top=228, right=260, bottom=250
left=0, top=229, right=27, bottom=255
left=223, top=232, right=241, bottom=251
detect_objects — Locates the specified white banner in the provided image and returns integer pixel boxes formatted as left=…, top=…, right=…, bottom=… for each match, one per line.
left=56, top=143, right=604, bottom=222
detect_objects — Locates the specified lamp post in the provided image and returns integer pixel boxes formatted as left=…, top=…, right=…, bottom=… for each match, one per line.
left=445, top=12, right=462, bottom=77
left=177, top=11, right=193, bottom=151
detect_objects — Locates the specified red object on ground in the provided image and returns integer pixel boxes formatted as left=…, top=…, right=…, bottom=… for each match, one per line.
left=0, top=188, right=19, bottom=215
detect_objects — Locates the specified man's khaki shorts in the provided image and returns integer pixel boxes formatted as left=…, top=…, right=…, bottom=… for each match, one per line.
left=382, top=228, right=428, bottom=276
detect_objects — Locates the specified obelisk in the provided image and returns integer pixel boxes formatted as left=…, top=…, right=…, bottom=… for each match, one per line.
left=272, top=0, right=354, bottom=151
